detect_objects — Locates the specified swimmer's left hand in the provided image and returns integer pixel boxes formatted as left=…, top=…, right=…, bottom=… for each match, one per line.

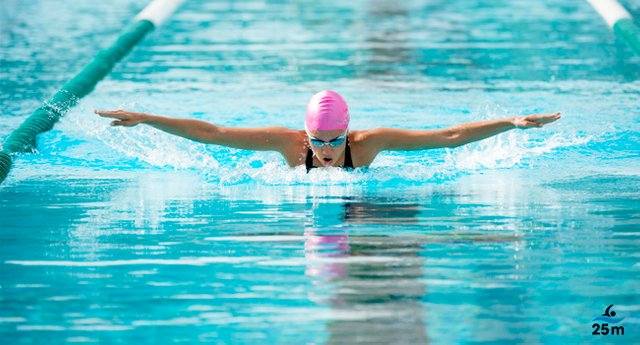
left=513, top=112, right=561, bottom=129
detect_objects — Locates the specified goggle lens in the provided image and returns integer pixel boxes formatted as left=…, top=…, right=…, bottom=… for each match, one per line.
left=309, top=135, right=346, bottom=147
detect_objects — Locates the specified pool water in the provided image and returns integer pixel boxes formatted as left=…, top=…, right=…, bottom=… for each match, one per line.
left=1, top=0, right=639, bottom=343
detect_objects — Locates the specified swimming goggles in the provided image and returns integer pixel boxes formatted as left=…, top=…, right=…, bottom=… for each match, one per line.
left=308, top=132, right=347, bottom=147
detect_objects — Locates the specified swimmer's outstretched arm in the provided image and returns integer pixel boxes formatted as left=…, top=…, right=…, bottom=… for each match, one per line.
left=367, top=113, right=561, bottom=151
left=94, top=110, right=294, bottom=151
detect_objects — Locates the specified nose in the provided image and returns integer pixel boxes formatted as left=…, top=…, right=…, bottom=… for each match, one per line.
left=321, top=144, right=332, bottom=155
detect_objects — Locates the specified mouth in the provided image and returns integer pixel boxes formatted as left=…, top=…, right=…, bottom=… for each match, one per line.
left=322, top=157, right=333, bottom=166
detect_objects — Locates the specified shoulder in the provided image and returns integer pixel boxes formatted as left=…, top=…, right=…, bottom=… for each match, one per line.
left=275, top=128, right=308, bottom=150
left=349, top=128, right=391, bottom=149
left=347, top=129, right=386, bottom=167
left=349, top=129, right=373, bottom=142
left=278, top=129, right=310, bottom=166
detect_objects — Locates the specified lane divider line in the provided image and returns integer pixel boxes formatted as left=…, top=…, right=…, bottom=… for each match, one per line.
left=586, top=0, right=640, bottom=54
left=0, top=0, right=185, bottom=184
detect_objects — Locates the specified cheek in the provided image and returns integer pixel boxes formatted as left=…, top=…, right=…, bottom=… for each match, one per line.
left=329, top=146, right=345, bottom=157
left=310, top=147, right=325, bottom=157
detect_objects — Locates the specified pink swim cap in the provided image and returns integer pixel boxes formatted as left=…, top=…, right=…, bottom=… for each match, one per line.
left=305, top=90, right=350, bottom=131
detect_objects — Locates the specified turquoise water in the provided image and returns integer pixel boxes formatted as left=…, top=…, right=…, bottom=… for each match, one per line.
left=1, top=0, right=639, bottom=343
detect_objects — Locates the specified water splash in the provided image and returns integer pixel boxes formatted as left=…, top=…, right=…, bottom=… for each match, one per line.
left=63, top=104, right=220, bottom=170
left=30, top=102, right=602, bottom=187
left=447, top=131, right=593, bottom=170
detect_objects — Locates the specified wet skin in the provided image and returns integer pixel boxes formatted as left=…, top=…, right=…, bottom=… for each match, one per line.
left=306, top=129, right=348, bottom=167
left=94, top=110, right=562, bottom=170
left=282, top=129, right=381, bottom=169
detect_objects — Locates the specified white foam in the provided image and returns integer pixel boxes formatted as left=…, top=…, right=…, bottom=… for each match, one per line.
left=38, top=99, right=604, bottom=188
left=62, top=105, right=220, bottom=170
left=447, top=131, right=592, bottom=170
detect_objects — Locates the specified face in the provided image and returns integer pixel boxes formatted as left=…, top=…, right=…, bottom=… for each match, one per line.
left=306, top=129, right=348, bottom=167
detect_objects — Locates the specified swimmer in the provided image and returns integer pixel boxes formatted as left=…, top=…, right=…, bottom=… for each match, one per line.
left=95, top=90, right=561, bottom=171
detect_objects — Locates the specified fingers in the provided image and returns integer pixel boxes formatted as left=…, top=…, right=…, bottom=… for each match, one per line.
left=95, top=110, right=119, bottom=119
left=543, top=113, right=561, bottom=124
left=94, top=109, right=131, bottom=119
left=549, top=112, right=561, bottom=120
left=530, top=112, right=561, bottom=124
left=531, top=112, right=560, bottom=118
left=95, top=109, right=121, bottom=115
left=519, top=112, right=561, bottom=129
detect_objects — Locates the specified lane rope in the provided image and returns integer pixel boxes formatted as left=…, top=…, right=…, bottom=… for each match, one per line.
left=0, top=0, right=185, bottom=184
left=586, top=0, right=640, bottom=54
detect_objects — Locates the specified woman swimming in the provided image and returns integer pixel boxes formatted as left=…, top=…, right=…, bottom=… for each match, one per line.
left=95, top=90, right=561, bottom=171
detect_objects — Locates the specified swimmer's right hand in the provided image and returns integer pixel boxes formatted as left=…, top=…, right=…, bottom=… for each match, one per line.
left=94, top=109, right=148, bottom=127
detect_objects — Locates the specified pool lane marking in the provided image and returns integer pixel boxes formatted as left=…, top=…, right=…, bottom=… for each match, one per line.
left=0, top=0, right=185, bottom=184
left=586, top=0, right=640, bottom=55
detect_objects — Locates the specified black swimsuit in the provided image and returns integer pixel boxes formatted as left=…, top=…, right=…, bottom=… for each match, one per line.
left=305, top=137, right=354, bottom=172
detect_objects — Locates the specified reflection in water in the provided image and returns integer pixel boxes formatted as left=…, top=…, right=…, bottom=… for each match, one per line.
left=304, top=227, right=350, bottom=281
left=344, top=200, right=421, bottom=224
left=362, top=0, right=412, bottom=78
left=305, top=200, right=428, bottom=343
